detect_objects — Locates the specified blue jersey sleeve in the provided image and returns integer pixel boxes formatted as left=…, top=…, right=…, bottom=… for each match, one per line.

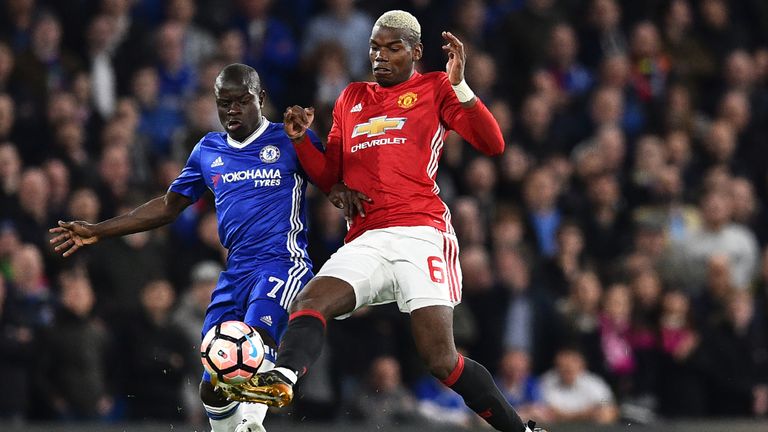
left=169, top=141, right=207, bottom=202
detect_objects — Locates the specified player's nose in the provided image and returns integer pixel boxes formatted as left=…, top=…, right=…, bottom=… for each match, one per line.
left=227, top=102, right=242, bottom=114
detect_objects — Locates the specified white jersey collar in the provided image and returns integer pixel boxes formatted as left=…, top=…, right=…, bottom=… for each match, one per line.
left=226, top=117, right=270, bottom=149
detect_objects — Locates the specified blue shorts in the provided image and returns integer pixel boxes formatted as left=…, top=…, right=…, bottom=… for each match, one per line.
left=201, top=261, right=312, bottom=381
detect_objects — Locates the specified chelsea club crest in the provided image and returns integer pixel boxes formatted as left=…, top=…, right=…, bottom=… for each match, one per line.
left=260, top=145, right=280, bottom=163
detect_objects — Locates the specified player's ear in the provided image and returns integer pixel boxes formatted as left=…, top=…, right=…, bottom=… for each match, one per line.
left=412, top=42, right=423, bottom=62
left=258, top=89, right=266, bottom=107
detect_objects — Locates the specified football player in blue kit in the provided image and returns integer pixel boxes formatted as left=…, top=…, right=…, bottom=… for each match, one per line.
left=50, top=64, right=328, bottom=432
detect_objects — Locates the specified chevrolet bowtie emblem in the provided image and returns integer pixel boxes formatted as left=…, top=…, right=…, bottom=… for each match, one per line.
left=351, top=116, right=406, bottom=138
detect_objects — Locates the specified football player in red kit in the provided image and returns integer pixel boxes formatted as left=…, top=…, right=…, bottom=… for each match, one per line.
left=225, top=10, right=545, bottom=432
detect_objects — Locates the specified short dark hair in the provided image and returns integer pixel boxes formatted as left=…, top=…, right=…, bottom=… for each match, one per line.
left=215, top=63, right=261, bottom=95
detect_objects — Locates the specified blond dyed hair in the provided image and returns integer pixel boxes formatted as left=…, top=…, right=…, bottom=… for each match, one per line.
left=374, top=10, right=421, bottom=45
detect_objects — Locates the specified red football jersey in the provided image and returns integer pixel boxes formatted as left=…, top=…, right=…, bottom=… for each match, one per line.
left=295, top=71, right=504, bottom=242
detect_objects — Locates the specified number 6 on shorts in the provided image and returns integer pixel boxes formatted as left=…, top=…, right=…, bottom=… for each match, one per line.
left=427, top=256, right=445, bottom=284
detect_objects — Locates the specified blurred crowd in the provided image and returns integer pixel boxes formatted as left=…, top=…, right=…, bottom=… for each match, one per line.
left=1, top=0, right=768, bottom=428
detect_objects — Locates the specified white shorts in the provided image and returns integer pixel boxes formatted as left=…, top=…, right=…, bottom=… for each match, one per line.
left=316, top=226, right=462, bottom=317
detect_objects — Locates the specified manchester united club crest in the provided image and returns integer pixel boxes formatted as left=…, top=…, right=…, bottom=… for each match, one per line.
left=397, top=92, right=418, bottom=109
left=259, top=145, right=280, bottom=163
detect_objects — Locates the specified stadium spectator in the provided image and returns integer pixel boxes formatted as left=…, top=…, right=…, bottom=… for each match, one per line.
left=65, top=188, right=100, bottom=223
left=0, top=0, right=38, bottom=53
left=165, top=0, right=217, bottom=69
left=628, top=21, right=669, bottom=103
left=656, top=289, right=707, bottom=417
left=544, top=23, right=593, bottom=101
left=581, top=173, right=632, bottom=264
left=131, top=65, right=185, bottom=157
left=661, top=0, right=716, bottom=90
left=349, top=356, right=420, bottom=426
left=0, top=142, right=21, bottom=220
left=154, top=22, right=197, bottom=114
left=0, top=274, right=35, bottom=423
left=43, top=159, right=70, bottom=218
left=97, top=0, right=151, bottom=95
left=170, top=91, right=220, bottom=164
left=173, top=260, right=222, bottom=426
left=8, top=244, right=54, bottom=328
left=12, top=168, right=52, bottom=250
left=579, top=0, right=627, bottom=68
left=556, top=272, right=603, bottom=373
left=233, top=0, right=299, bottom=107
left=539, top=221, right=586, bottom=298
left=119, top=279, right=191, bottom=421
left=13, top=13, right=81, bottom=126
left=703, top=290, right=768, bottom=416
left=495, top=349, right=547, bottom=421
left=413, top=372, right=475, bottom=428
left=39, top=268, right=113, bottom=420
left=539, top=347, right=619, bottom=424
left=302, top=0, right=373, bottom=80
left=496, top=248, right=561, bottom=374
left=670, top=188, right=759, bottom=292
left=84, top=14, right=119, bottom=120
left=522, top=167, right=564, bottom=258
left=598, top=283, right=636, bottom=398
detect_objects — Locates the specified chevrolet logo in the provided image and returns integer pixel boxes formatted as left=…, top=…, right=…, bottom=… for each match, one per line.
left=351, top=116, right=406, bottom=138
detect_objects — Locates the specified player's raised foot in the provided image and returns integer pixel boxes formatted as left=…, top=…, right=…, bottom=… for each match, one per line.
left=527, top=420, right=548, bottom=432
left=221, top=370, right=294, bottom=407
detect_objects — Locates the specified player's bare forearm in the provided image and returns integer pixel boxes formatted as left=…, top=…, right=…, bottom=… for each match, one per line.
left=50, top=192, right=191, bottom=257
left=97, top=195, right=186, bottom=237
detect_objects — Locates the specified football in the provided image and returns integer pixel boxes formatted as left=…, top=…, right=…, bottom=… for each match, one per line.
left=201, top=321, right=265, bottom=385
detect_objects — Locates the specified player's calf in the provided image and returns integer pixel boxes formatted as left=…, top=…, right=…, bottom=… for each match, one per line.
left=441, top=354, right=529, bottom=432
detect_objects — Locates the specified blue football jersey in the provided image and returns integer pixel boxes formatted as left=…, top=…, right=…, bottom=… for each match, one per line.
left=169, top=119, right=321, bottom=271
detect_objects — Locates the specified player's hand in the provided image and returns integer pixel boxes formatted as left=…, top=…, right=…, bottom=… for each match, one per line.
left=329, top=183, right=372, bottom=223
left=284, top=105, right=315, bottom=141
left=442, top=31, right=466, bottom=85
left=49, top=220, right=99, bottom=257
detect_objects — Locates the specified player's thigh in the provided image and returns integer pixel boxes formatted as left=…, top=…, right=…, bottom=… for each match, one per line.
left=313, top=235, right=395, bottom=318
left=201, top=269, right=249, bottom=342
left=390, top=227, right=463, bottom=312
left=244, top=263, right=314, bottom=348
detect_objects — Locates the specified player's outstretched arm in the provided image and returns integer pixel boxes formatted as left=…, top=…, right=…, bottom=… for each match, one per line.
left=442, top=31, right=475, bottom=107
left=440, top=31, right=504, bottom=156
left=49, top=191, right=192, bottom=257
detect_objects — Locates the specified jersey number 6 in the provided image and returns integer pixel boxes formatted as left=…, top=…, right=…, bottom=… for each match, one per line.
left=427, top=256, right=445, bottom=284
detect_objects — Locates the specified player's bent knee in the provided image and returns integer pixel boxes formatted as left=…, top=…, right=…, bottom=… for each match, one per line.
left=199, top=379, right=230, bottom=407
left=425, top=351, right=459, bottom=380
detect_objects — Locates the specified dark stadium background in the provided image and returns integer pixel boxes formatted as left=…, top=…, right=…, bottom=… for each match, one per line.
left=1, top=0, right=768, bottom=431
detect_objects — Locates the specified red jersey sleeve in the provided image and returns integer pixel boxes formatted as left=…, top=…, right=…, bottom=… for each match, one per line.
left=436, top=73, right=505, bottom=156
left=293, top=90, right=346, bottom=193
